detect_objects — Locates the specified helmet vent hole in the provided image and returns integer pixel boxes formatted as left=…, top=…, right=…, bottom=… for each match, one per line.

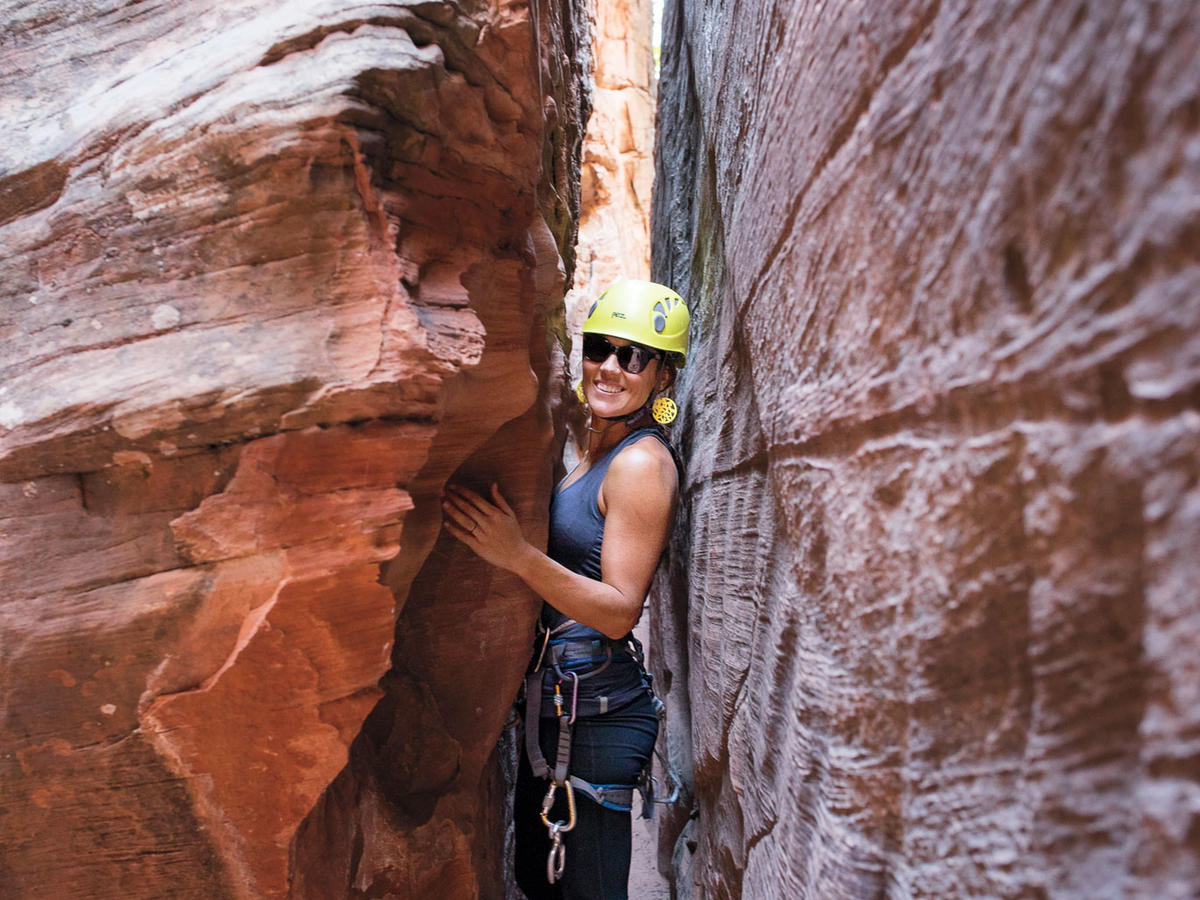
left=653, top=312, right=667, bottom=333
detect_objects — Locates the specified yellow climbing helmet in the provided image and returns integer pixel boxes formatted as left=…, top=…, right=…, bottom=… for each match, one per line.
left=582, top=280, right=689, bottom=367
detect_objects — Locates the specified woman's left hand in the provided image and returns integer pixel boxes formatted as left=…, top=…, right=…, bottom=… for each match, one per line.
left=441, top=483, right=529, bottom=571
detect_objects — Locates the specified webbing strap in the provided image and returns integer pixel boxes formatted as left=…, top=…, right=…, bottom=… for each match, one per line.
left=553, top=714, right=572, bottom=784
left=546, top=642, right=613, bottom=681
left=568, top=776, right=635, bottom=812
left=524, top=671, right=574, bottom=785
left=524, top=672, right=549, bottom=779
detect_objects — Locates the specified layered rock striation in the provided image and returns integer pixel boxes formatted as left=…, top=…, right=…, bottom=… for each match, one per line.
left=652, top=1, right=1200, bottom=897
left=0, top=1, right=586, bottom=897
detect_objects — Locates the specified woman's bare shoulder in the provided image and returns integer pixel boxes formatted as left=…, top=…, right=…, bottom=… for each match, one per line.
left=606, top=434, right=678, bottom=496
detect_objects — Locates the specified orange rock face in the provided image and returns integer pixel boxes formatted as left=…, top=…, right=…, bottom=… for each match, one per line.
left=652, top=1, right=1200, bottom=897
left=562, top=0, right=656, bottom=457
left=567, top=0, right=655, bottom=320
left=1, top=1, right=585, bottom=897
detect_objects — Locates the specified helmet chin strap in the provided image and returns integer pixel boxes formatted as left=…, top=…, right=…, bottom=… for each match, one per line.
left=587, top=401, right=654, bottom=429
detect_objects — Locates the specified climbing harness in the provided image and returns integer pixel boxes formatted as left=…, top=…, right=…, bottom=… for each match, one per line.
left=523, top=620, right=683, bottom=884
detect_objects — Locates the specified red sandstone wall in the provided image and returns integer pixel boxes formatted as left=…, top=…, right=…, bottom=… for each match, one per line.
left=651, top=1, right=1200, bottom=897
left=0, top=2, right=586, bottom=897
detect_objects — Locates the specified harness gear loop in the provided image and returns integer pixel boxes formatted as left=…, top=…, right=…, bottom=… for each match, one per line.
left=533, top=625, right=551, bottom=673
left=564, top=671, right=580, bottom=724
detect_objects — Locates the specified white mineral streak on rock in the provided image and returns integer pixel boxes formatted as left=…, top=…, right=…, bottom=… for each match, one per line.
left=0, top=402, right=24, bottom=429
left=150, top=305, right=182, bottom=330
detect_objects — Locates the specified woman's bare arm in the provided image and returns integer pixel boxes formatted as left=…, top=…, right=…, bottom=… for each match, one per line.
left=442, top=437, right=677, bottom=639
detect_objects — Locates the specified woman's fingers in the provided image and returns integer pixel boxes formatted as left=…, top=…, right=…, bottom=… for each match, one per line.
left=441, top=497, right=474, bottom=531
left=442, top=485, right=506, bottom=530
left=445, top=484, right=492, bottom=517
left=443, top=505, right=484, bottom=550
left=444, top=482, right=517, bottom=528
left=441, top=491, right=486, bottom=540
left=443, top=489, right=486, bottom=522
left=441, top=483, right=526, bottom=570
left=490, top=483, right=514, bottom=516
left=444, top=516, right=478, bottom=545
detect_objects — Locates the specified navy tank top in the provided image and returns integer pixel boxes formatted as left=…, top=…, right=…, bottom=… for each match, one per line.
left=545, top=426, right=671, bottom=621
left=532, top=427, right=672, bottom=716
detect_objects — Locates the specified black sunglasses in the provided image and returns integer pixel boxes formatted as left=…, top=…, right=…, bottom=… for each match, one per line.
left=582, top=333, right=663, bottom=374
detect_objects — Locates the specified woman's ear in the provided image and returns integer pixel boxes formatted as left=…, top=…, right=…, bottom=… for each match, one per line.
left=657, top=361, right=676, bottom=393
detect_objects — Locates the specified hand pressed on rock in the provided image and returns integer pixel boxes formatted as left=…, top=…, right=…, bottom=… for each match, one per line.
left=441, top=483, right=528, bottom=571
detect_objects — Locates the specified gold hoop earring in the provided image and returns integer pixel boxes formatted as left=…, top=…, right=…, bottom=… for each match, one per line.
left=651, top=397, right=677, bottom=425
left=575, top=381, right=587, bottom=404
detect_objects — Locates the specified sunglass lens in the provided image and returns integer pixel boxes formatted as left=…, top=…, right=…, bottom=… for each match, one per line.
left=582, top=334, right=613, bottom=362
left=581, top=334, right=660, bottom=373
left=617, top=345, right=648, bottom=374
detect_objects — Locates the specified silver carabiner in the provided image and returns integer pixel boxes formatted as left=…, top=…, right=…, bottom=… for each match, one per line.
left=540, top=780, right=576, bottom=883
left=547, top=823, right=567, bottom=884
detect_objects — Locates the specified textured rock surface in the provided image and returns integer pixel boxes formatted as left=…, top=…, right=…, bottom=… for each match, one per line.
left=565, top=0, right=654, bottom=341
left=652, top=1, right=1200, bottom=897
left=0, top=1, right=585, bottom=897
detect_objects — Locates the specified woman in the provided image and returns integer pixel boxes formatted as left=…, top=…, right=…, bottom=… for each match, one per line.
left=441, top=280, right=689, bottom=899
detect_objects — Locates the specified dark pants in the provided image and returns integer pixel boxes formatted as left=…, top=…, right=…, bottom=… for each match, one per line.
left=514, top=692, right=659, bottom=900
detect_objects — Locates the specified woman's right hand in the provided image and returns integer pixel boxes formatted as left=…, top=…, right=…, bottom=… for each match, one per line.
left=442, top=483, right=532, bottom=572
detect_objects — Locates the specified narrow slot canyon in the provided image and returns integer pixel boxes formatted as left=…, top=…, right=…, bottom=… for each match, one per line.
left=1, top=1, right=1198, bottom=899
